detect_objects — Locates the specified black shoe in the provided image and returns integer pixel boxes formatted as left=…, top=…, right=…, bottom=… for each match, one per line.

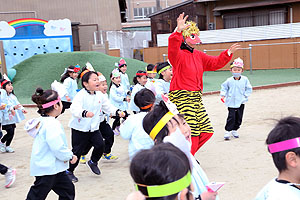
left=86, top=160, right=101, bottom=175
left=66, top=170, right=78, bottom=183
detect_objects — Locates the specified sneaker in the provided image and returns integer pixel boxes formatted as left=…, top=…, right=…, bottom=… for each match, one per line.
left=224, top=131, right=231, bottom=140
left=86, top=160, right=101, bottom=175
left=102, top=153, right=118, bottom=161
left=66, top=170, right=78, bottom=183
left=5, top=168, right=16, bottom=188
left=5, top=146, right=14, bottom=153
left=231, top=130, right=239, bottom=138
left=0, top=143, right=6, bottom=153
left=80, top=155, right=86, bottom=164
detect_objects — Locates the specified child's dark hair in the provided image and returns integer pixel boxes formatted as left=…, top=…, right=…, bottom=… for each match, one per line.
left=130, top=143, right=191, bottom=200
left=134, top=88, right=155, bottom=112
left=60, top=65, right=76, bottom=83
left=266, top=116, right=300, bottom=172
left=0, top=79, right=13, bottom=94
left=78, top=67, right=98, bottom=89
left=31, top=87, right=60, bottom=116
left=109, top=72, right=119, bottom=90
left=146, top=64, right=155, bottom=72
left=143, top=101, right=185, bottom=143
left=156, top=62, right=170, bottom=79
left=133, top=70, right=146, bottom=85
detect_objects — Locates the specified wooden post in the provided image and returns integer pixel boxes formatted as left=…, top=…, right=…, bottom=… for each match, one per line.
left=0, top=41, right=7, bottom=76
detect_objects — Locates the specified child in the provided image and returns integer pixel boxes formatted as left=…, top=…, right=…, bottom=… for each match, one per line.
left=255, top=116, right=300, bottom=199
left=129, top=143, right=193, bottom=200
left=117, top=58, right=130, bottom=94
left=154, top=62, right=172, bottom=104
left=220, top=57, right=252, bottom=140
left=67, top=67, right=124, bottom=182
left=120, top=88, right=155, bottom=160
left=0, top=78, right=27, bottom=153
left=80, top=72, right=118, bottom=163
left=0, top=163, right=16, bottom=188
left=145, top=63, right=157, bottom=95
left=25, top=88, right=77, bottom=199
left=143, top=99, right=218, bottom=200
left=129, top=70, right=148, bottom=113
left=109, top=68, right=129, bottom=135
left=60, top=65, right=80, bottom=114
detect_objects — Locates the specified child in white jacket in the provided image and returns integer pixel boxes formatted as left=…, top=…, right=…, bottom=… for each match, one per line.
left=25, top=88, right=77, bottom=200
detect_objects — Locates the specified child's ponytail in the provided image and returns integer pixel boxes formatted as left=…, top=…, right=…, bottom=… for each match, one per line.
left=32, top=87, right=60, bottom=116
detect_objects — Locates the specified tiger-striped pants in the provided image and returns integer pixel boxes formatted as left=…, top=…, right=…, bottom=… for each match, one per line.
left=169, top=90, right=214, bottom=154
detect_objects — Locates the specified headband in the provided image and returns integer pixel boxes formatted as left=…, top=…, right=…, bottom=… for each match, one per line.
left=146, top=71, right=157, bottom=74
left=80, top=70, right=89, bottom=78
left=111, top=68, right=121, bottom=78
left=135, top=171, right=191, bottom=198
left=158, top=65, right=171, bottom=75
left=268, top=137, right=300, bottom=154
left=140, top=104, right=153, bottom=110
left=69, top=64, right=80, bottom=73
left=1, top=80, right=9, bottom=87
left=149, top=111, right=175, bottom=140
left=42, top=97, right=61, bottom=109
left=136, top=73, right=147, bottom=76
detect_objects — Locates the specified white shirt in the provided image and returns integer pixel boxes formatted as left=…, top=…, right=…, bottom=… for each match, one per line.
left=69, top=89, right=117, bottom=132
left=61, top=77, right=78, bottom=102
left=255, top=178, right=300, bottom=200
left=29, top=117, right=73, bottom=176
left=120, top=112, right=154, bottom=160
left=129, top=83, right=144, bottom=112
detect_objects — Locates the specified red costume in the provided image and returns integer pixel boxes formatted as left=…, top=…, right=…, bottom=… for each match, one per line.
left=168, top=31, right=232, bottom=155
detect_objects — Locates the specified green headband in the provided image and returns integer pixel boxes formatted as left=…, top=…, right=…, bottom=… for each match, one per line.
left=158, top=65, right=171, bottom=75
left=135, top=171, right=191, bottom=198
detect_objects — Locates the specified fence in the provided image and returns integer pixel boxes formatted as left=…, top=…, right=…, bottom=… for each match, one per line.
left=144, top=37, right=300, bottom=71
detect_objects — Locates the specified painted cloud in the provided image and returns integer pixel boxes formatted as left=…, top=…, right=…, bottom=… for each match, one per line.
left=44, top=19, right=72, bottom=36
left=0, top=21, right=16, bottom=38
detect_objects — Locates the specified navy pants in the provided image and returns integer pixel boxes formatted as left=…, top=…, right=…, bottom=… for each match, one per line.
left=68, top=128, right=104, bottom=172
left=26, top=171, right=75, bottom=200
left=225, top=104, right=245, bottom=131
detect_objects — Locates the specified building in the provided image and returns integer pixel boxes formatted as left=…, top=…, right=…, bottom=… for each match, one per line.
left=148, top=0, right=300, bottom=46
left=122, top=0, right=185, bottom=29
left=0, top=0, right=123, bottom=51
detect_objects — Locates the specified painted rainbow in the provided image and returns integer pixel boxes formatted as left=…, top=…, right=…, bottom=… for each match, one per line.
left=8, top=18, right=48, bottom=29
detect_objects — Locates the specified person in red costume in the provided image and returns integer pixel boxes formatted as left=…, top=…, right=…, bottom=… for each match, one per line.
left=168, top=12, right=240, bottom=155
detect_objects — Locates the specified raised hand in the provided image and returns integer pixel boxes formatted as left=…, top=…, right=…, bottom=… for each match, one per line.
left=177, top=12, right=189, bottom=33
left=228, top=43, right=241, bottom=55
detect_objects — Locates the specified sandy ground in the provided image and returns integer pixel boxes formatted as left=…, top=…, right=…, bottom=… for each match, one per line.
left=1, top=85, right=300, bottom=200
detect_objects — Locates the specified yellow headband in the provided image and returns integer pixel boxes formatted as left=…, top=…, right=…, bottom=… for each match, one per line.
left=158, top=65, right=171, bottom=75
left=149, top=111, right=175, bottom=140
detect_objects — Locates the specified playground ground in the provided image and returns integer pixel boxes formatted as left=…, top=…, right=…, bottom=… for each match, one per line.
left=1, top=84, right=300, bottom=199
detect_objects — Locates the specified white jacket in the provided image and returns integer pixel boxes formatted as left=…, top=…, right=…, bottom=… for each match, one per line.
left=69, top=89, right=118, bottom=132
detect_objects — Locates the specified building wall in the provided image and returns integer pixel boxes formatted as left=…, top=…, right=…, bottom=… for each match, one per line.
left=126, top=0, right=184, bottom=21
left=0, top=0, right=122, bottom=51
left=143, top=38, right=300, bottom=70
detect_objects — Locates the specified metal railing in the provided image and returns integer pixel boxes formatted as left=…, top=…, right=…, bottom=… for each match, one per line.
left=162, top=41, right=300, bottom=75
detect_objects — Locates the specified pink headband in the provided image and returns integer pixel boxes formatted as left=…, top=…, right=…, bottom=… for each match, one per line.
left=268, top=137, right=300, bottom=153
left=42, top=97, right=61, bottom=109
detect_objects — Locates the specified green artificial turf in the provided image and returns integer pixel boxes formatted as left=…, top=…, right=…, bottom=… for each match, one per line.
left=11, top=51, right=300, bottom=104
left=203, top=68, right=300, bottom=93
left=13, top=51, right=147, bottom=104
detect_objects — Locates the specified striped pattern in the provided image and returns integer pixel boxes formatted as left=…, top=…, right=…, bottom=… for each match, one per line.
left=169, top=90, right=213, bottom=136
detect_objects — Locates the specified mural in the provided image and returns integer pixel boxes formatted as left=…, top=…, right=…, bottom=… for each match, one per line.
left=0, top=18, right=73, bottom=69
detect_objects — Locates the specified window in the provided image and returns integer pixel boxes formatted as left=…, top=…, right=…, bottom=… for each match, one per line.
left=133, top=7, right=156, bottom=19
left=223, top=8, right=287, bottom=29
